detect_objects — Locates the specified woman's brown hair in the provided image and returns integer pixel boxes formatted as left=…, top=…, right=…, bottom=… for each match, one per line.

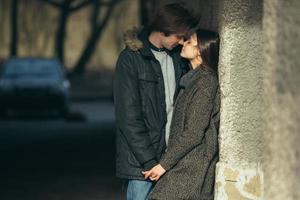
left=196, top=29, right=220, bottom=75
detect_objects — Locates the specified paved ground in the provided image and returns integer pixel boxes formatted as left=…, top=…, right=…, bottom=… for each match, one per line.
left=0, top=101, right=124, bottom=200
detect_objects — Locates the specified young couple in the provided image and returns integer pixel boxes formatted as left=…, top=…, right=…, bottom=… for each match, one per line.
left=114, top=3, right=220, bottom=200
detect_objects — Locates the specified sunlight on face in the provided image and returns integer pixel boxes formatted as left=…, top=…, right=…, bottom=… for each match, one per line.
left=189, top=33, right=198, bottom=46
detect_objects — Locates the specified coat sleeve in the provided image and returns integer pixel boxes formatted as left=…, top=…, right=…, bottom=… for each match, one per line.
left=160, top=74, right=218, bottom=171
left=113, top=50, right=158, bottom=170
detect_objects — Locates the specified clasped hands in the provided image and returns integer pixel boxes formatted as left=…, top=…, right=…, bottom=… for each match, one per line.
left=142, top=164, right=166, bottom=181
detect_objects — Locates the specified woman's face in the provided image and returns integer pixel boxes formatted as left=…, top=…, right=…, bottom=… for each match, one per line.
left=180, top=33, right=199, bottom=60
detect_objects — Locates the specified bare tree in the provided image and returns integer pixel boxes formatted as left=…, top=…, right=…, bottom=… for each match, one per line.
left=40, top=0, right=122, bottom=74
left=73, top=0, right=121, bottom=74
left=40, top=0, right=93, bottom=64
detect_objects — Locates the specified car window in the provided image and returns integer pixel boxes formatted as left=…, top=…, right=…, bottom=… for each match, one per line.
left=4, top=59, right=63, bottom=78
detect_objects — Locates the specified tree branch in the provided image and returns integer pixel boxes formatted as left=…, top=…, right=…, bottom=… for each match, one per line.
left=69, top=0, right=118, bottom=12
left=73, top=0, right=122, bottom=74
left=95, top=0, right=119, bottom=29
left=99, top=1, right=117, bottom=6
left=69, top=0, right=93, bottom=12
left=39, top=0, right=61, bottom=8
left=90, top=0, right=100, bottom=30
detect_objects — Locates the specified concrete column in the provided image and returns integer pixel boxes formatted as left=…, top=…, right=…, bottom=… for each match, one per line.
left=263, top=0, right=300, bottom=199
left=214, top=0, right=264, bottom=199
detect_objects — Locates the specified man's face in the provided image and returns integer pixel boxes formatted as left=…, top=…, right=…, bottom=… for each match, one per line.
left=161, top=33, right=186, bottom=50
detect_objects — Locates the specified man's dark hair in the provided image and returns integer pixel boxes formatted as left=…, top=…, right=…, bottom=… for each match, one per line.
left=149, top=3, right=197, bottom=36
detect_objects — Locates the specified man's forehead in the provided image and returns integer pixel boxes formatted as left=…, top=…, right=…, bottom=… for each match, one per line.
left=182, top=30, right=195, bottom=41
left=167, top=32, right=185, bottom=37
left=172, top=32, right=189, bottom=40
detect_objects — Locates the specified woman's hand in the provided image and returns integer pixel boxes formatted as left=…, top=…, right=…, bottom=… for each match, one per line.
left=142, top=164, right=166, bottom=181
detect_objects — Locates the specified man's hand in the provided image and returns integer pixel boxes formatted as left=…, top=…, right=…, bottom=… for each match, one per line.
left=142, top=164, right=166, bottom=181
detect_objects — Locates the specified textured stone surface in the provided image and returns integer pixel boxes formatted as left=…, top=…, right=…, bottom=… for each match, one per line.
left=215, top=0, right=264, bottom=199
left=218, top=0, right=263, bottom=165
left=243, top=174, right=262, bottom=197
left=263, top=0, right=300, bottom=199
left=215, top=162, right=263, bottom=200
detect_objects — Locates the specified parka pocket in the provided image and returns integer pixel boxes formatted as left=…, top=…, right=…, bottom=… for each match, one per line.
left=127, top=152, right=142, bottom=168
left=138, top=73, right=159, bottom=115
left=138, top=73, right=158, bottom=83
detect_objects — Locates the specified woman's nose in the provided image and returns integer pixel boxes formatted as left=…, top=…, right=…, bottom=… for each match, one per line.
left=182, top=40, right=188, bottom=46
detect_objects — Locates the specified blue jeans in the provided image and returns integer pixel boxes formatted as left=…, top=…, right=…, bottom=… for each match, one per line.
left=126, top=179, right=153, bottom=200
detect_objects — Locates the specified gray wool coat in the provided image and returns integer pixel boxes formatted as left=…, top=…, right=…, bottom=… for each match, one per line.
left=149, top=66, right=220, bottom=200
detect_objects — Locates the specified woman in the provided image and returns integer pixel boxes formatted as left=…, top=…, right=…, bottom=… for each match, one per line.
left=143, top=29, right=220, bottom=200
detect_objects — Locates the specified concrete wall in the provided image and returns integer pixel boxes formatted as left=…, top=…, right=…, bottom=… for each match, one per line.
left=214, top=0, right=264, bottom=199
left=174, top=0, right=300, bottom=199
left=263, top=0, right=300, bottom=199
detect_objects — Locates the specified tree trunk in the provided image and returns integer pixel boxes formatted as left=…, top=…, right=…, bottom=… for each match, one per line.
left=55, top=0, right=71, bottom=65
left=10, top=0, right=18, bottom=57
left=139, top=0, right=156, bottom=27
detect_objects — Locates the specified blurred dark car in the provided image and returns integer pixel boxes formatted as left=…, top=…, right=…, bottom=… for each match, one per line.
left=0, top=57, right=70, bottom=117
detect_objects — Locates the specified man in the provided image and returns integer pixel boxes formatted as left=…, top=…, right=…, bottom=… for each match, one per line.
left=113, top=3, right=197, bottom=200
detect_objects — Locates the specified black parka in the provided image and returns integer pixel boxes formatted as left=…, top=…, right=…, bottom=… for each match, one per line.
left=113, top=28, right=188, bottom=179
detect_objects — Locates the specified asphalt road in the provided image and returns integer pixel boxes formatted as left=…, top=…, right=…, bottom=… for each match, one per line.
left=0, top=101, right=124, bottom=200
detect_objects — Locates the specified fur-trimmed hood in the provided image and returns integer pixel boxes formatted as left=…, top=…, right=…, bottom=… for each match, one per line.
left=123, top=27, right=144, bottom=51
